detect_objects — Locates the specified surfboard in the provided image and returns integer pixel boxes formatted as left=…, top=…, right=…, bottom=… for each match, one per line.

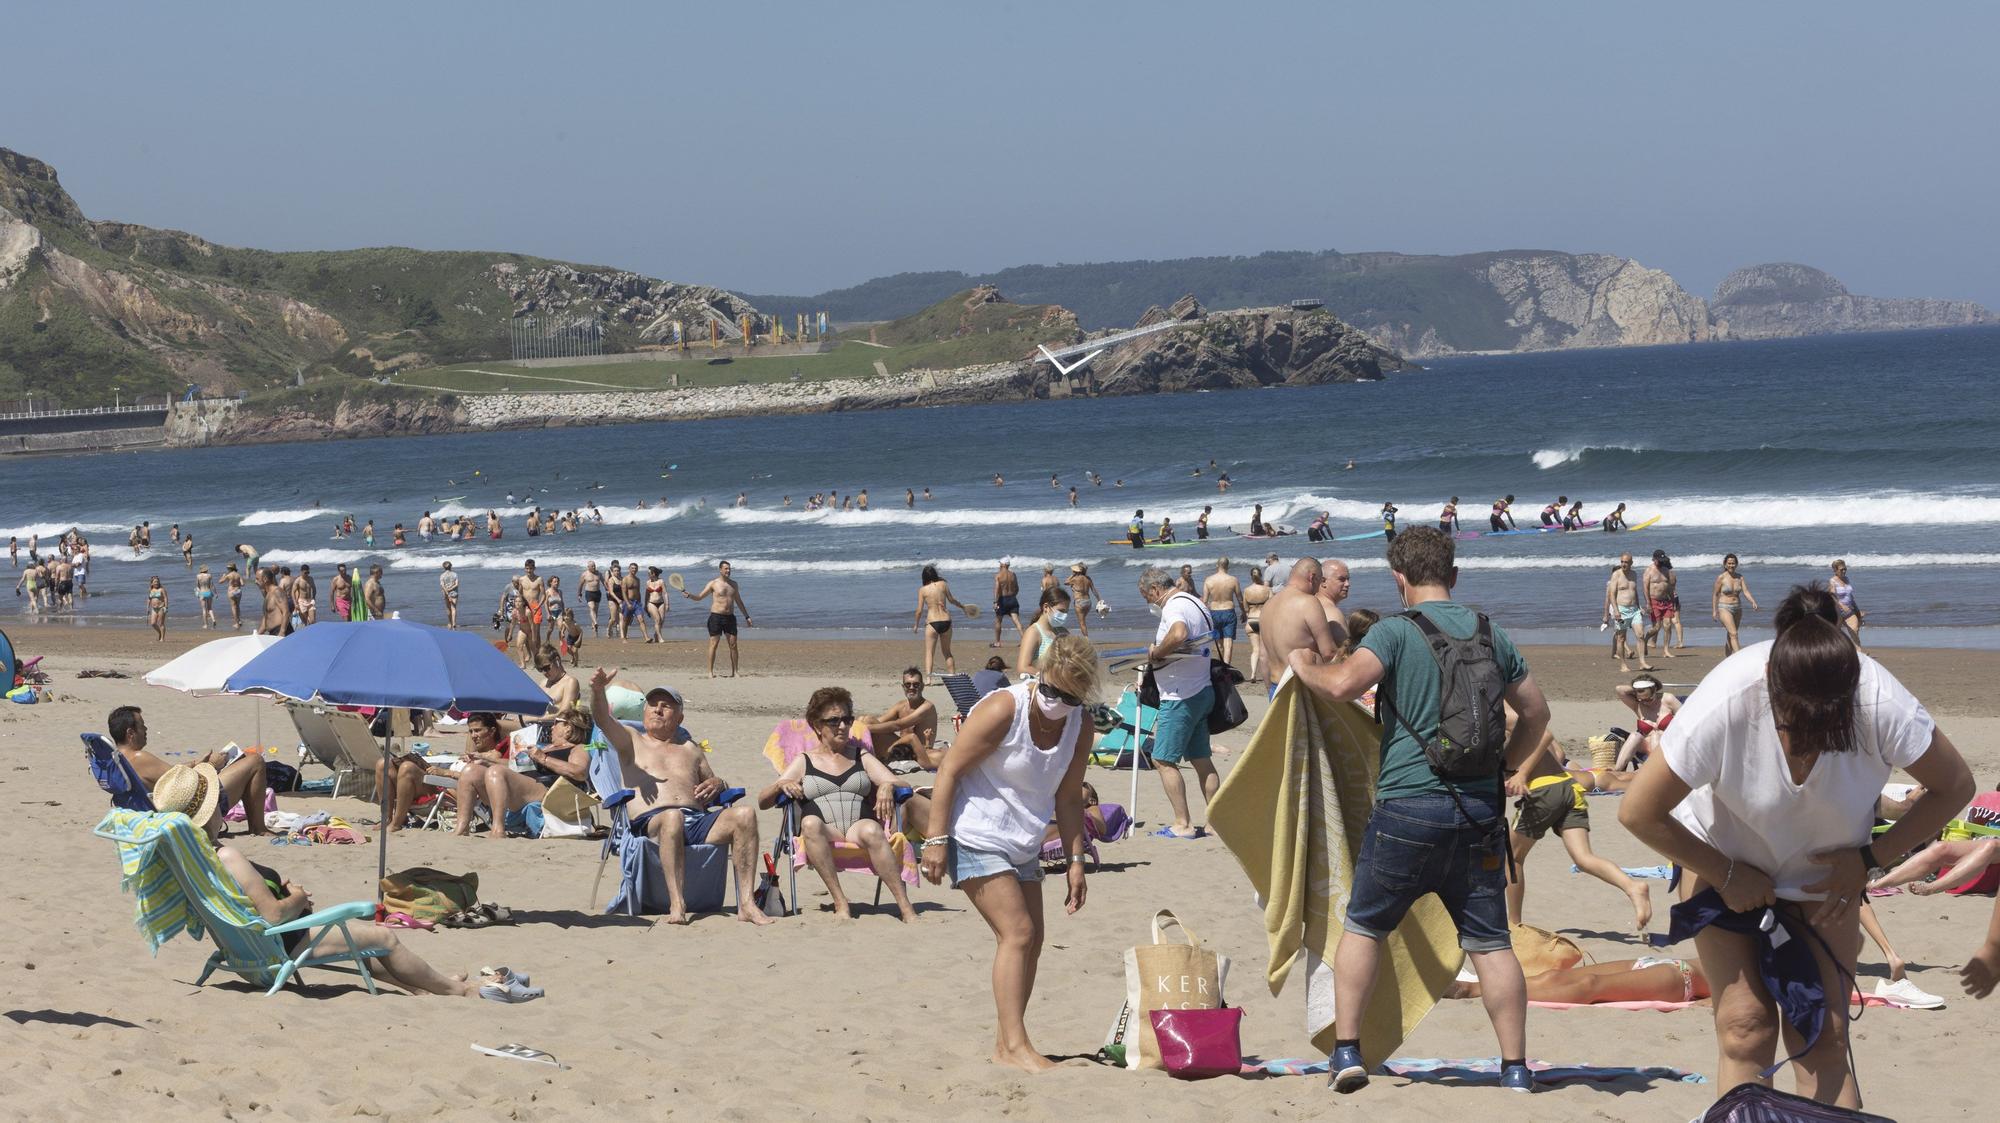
left=1622, top=515, right=1662, bottom=533
left=433, top=495, right=466, bottom=504
left=1100, top=539, right=1205, bottom=549
left=1335, top=528, right=1386, bottom=542
left=1233, top=524, right=1296, bottom=540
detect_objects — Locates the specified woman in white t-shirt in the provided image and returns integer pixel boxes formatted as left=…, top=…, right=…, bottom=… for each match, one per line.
left=920, top=635, right=1099, bottom=1073
left=1620, top=586, right=1973, bottom=1108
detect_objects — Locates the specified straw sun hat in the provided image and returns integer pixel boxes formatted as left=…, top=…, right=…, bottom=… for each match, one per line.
left=153, top=762, right=222, bottom=826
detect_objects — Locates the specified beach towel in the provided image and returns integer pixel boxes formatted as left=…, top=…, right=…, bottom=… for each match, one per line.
left=1530, top=993, right=1893, bottom=1013
left=98, top=808, right=260, bottom=953
left=1237, top=1055, right=1705, bottom=1084
left=1207, top=673, right=1461, bottom=1065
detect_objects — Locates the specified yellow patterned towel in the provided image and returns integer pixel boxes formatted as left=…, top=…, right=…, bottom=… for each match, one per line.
left=1208, top=674, right=1462, bottom=1065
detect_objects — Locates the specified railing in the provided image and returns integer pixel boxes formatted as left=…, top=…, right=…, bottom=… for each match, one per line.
left=0, top=397, right=236, bottom=423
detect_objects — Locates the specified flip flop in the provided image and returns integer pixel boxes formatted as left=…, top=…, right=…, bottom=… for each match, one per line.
left=481, top=965, right=531, bottom=986
left=1152, top=826, right=1203, bottom=840
left=478, top=977, right=545, bottom=1003
left=380, top=911, right=436, bottom=931
left=442, top=908, right=494, bottom=930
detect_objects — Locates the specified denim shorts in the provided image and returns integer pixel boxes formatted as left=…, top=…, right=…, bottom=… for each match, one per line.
left=1151, top=686, right=1214, bottom=764
left=1344, top=792, right=1510, bottom=952
left=949, top=840, right=1043, bottom=888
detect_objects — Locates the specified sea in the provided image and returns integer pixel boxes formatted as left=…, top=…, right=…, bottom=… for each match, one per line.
left=7, top=325, right=1999, bottom=648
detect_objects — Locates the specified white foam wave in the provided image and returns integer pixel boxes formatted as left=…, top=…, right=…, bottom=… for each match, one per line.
left=596, top=503, right=693, bottom=526
left=0, top=520, right=127, bottom=541
left=431, top=503, right=538, bottom=519
left=711, top=494, right=1378, bottom=530
left=262, top=548, right=374, bottom=566
left=1532, top=444, right=1647, bottom=470
left=239, top=508, right=329, bottom=527
left=1644, top=492, right=2000, bottom=529
left=384, top=552, right=710, bottom=573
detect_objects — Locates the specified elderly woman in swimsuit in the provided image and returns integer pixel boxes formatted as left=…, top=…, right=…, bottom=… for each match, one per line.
left=1711, top=553, right=1759, bottom=655
left=1829, top=559, right=1865, bottom=651
left=760, top=686, right=917, bottom=922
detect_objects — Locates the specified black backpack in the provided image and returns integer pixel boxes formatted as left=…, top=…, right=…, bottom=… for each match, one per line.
left=1379, top=609, right=1509, bottom=783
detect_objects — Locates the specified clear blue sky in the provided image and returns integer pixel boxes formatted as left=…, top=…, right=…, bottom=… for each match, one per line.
left=6, top=1, right=1995, bottom=304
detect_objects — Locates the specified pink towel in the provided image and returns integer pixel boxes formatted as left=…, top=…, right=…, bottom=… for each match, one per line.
left=1530, top=993, right=1894, bottom=1012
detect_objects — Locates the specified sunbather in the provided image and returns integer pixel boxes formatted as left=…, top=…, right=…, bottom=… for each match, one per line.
left=1611, top=674, right=1680, bottom=770
left=1450, top=956, right=1710, bottom=1005
left=759, top=686, right=919, bottom=921
left=862, top=668, right=940, bottom=767
left=109, top=705, right=271, bottom=835
left=1868, top=837, right=2000, bottom=895
left=454, top=712, right=587, bottom=839
left=151, top=762, right=540, bottom=1002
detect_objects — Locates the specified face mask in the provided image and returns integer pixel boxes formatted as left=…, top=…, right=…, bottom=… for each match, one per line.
left=1050, top=609, right=1071, bottom=627
left=1147, top=602, right=1162, bottom=617
left=1034, top=687, right=1078, bottom=721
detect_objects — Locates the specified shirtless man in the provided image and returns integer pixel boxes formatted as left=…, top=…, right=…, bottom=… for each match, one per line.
left=108, top=704, right=271, bottom=835
left=1258, top=559, right=1339, bottom=694
left=685, top=561, right=753, bottom=677
left=620, top=563, right=643, bottom=643
left=1602, top=553, right=1644, bottom=671
left=295, top=564, right=318, bottom=625
left=991, top=560, right=1022, bottom=648
left=1065, top=565, right=1096, bottom=637
left=1317, top=559, right=1352, bottom=649
left=588, top=671, right=772, bottom=925
left=865, top=667, right=940, bottom=767
left=256, top=568, right=288, bottom=635
left=1641, top=551, right=1677, bottom=664
left=1505, top=713, right=1652, bottom=932
left=511, top=560, right=546, bottom=662
left=438, top=561, right=460, bottom=628
left=579, top=561, right=604, bottom=634
left=364, top=564, right=387, bottom=619
left=418, top=511, right=434, bottom=541
left=1201, top=558, right=1246, bottom=664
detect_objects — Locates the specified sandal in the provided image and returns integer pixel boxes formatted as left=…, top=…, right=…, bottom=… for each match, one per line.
left=441, top=908, right=494, bottom=930
left=477, top=903, right=516, bottom=926
left=481, top=965, right=531, bottom=986
left=478, top=976, right=545, bottom=1003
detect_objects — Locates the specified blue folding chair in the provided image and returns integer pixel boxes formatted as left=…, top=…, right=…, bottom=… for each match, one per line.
left=586, top=738, right=739, bottom=916
left=84, top=733, right=155, bottom=812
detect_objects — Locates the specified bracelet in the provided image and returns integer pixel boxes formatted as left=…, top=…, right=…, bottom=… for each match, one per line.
left=921, top=836, right=950, bottom=849
left=1066, top=854, right=1086, bottom=865
left=1721, top=859, right=1737, bottom=892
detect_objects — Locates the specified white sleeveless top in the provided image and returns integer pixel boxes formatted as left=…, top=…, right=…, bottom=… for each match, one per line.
left=951, top=682, right=1084, bottom=863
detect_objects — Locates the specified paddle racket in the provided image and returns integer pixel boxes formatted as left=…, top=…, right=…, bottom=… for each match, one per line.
left=667, top=573, right=686, bottom=592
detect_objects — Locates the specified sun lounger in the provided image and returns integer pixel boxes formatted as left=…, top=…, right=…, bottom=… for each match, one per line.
left=83, top=733, right=154, bottom=812
left=286, top=702, right=376, bottom=801
left=94, top=808, right=387, bottom=995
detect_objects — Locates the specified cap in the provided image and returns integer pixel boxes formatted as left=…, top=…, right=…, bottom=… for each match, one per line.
left=645, top=685, right=684, bottom=706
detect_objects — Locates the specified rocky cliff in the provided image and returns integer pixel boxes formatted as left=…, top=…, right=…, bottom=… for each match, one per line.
left=0, top=146, right=761, bottom=407
left=1084, top=296, right=1410, bottom=394
left=1709, top=263, right=1995, bottom=339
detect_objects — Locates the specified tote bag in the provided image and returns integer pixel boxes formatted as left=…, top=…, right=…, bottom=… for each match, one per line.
left=1104, top=909, right=1231, bottom=1069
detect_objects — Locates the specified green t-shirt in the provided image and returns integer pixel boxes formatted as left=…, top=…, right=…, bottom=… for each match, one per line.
left=1360, top=600, right=1527, bottom=802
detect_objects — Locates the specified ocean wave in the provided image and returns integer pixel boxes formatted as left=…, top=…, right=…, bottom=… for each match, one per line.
left=385, top=552, right=711, bottom=573
left=430, top=503, right=539, bottom=519
left=596, top=503, right=693, bottom=526
left=239, top=508, right=331, bottom=527
left=1643, top=492, right=2000, bottom=529
left=262, top=548, right=375, bottom=566
left=1532, top=444, right=1647, bottom=470
left=0, top=520, right=128, bottom=541
left=711, top=494, right=1379, bottom=530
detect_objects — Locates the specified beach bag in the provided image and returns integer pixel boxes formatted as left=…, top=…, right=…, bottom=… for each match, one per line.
left=1105, top=909, right=1231, bottom=1070
left=1149, top=1007, right=1243, bottom=1079
left=1586, top=735, right=1620, bottom=773
left=756, top=853, right=788, bottom=917
left=1700, top=1082, right=1894, bottom=1122
left=264, top=759, right=302, bottom=793
left=1509, top=923, right=1585, bottom=975
left=380, top=867, right=480, bottom=923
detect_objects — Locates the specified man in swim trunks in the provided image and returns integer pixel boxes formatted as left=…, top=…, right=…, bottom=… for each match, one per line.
left=589, top=674, right=772, bottom=925
left=1259, top=559, right=1339, bottom=695
left=1201, top=557, right=1246, bottom=665
left=509, top=560, right=546, bottom=664
left=295, top=564, right=317, bottom=625
left=1489, top=495, right=1515, bottom=532
left=991, top=560, right=1022, bottom=648
left=439, top=561, right=460, bottom=628
left=685, top=560, right=753, bottom=677
left=1641, top=551, right=1676, bottom=663
left=579, top=561, right=603, bottom=634
left=364, top=564, right=387, bottom=620
left=1602, top=553, right=1643, bottom=672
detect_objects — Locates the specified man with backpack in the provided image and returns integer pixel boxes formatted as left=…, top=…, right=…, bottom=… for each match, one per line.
left=1285, top=526, right=1552, bottom=1095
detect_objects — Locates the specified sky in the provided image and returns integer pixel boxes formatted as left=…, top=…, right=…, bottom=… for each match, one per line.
left=5, top=1, right=1996, bottom=305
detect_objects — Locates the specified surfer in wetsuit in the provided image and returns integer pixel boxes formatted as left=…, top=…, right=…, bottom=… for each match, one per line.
left=1439, top=496, right=1460, bottom=535
left=1490, top=494, right=1516, bottom=532
left=1196, top=505, right=1211, bottom=540
left=1249, top=504, right=1267, bottom=537
left=1602, top=503, right=1628, bottom=532
left=1380, top=502, right=1398, bottom=543
left=1127, top=510, right=1146, bottom=550
left=1541, top=496, right=1567, bottom=527
left=1562, top=500, right=1585, bottom=530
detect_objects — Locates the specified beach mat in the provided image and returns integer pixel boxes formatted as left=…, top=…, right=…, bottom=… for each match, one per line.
left=1209, top=674, right=1460, bottom=1067
left=1529, top=993, right=1896, bottom=1013
left=1239, top=1055, right=1706, bottom=1085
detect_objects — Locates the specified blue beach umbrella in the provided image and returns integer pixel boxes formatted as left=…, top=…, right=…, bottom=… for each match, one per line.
left=225, top=619, right=549, bottom=891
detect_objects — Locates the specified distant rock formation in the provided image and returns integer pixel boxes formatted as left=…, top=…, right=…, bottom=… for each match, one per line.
left=1084, top=296, right=1409, bottom=395
left=1709, top=263, right=1994, bottom=339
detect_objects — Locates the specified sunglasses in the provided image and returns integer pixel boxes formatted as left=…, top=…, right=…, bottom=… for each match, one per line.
left=818, top=713, right=856, bottom=726
left=1037, top=682, right=1083, bottom=708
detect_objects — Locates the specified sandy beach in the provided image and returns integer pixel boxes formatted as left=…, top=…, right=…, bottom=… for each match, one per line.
left=6, top=623, right=1998, bottom=1121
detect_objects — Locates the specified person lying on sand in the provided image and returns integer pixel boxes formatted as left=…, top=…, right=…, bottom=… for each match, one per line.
left=152, top=763, right=541, bottom=1002
left=1449, top=956, right=1709, bottom=1005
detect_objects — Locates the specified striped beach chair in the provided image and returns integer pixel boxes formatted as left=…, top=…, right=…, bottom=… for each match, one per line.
left=94, top=808, right=386, bottom=995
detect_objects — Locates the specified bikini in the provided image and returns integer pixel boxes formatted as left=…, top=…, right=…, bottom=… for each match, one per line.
left=1632, top=956, right=1697, bottom=1002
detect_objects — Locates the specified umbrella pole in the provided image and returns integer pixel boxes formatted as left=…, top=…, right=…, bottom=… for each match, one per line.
left=1128, top=666, right=1145, bottom=829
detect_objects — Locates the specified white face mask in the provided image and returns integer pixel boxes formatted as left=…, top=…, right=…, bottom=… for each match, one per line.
left=1034, top=687, right=1077, bottom=721
left=1050, top=609, right=1071, bottom=627
left=1147, top=601, right=1162, bottom=617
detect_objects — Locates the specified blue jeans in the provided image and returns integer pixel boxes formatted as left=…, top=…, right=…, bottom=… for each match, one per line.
left=1344, top=792, right=1510, bottom=952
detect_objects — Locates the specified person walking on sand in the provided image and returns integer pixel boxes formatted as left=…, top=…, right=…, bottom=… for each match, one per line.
left=1603, top=553, right=1644, bottom=671
left=1618, top=584, right=1974, bottom=1109
left=1642, top=551, right=1677, bottom=662
left=1136, top=566, right=1221, bottom=838
left=1285, top=526, right=1550, bottom=1094
left=686, top=560, right=753, bottom=677
left=194, top=566, right=217, bottom=629
left=439, top=561, right=460, bottom=628
left=146, top=576, right=168, bottom=641
left=1711, top=553, right=1759, bottom=655
left=991, top=559, right=1022, bottom=648
left=921, top=635, right=1098, bottom=1073
left=579, top=561, right=604, bottom=635
left=1065, top=565, right=1097, bottom=637
left=1202, top=557, right=1246, bottom=665
left=915, top=564, right=976, bottom=676
left=1829, top=559, right=1865, bottom=651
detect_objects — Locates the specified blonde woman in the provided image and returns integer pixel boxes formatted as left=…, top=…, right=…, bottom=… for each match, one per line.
left=921, top=635, right=1099, bottom=1072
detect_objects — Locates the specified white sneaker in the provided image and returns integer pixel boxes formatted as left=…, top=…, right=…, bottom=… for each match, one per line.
left=1455, top=959, right=1478, bottom=984
left=1875, top=977, right=1945, bottom=1009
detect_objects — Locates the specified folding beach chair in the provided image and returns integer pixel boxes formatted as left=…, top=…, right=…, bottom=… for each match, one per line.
left=83, top=733, right=154, bottom=812
left=761, top=720, right=918, bottom=917
left=287, top=703, right=375, bottom=801
left=94, top=808, right=386, bottom=995
left=935, top=673, right=984, bottom=736
left=586, top=739, right=737, bottom=916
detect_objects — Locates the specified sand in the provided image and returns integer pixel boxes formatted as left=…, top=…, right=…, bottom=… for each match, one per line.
left=5, top=623, right=1998, bottom=1121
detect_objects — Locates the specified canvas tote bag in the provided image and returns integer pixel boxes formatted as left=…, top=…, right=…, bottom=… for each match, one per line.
left=1105, top=909, right=1231, bottom=1069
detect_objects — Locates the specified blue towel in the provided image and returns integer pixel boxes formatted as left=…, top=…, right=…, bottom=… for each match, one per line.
left=1237, top=1056, right=1705, bottom=1084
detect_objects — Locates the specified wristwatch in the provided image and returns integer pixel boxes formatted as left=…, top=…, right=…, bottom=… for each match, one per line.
left=1860, top=842, right=1885, bottom=880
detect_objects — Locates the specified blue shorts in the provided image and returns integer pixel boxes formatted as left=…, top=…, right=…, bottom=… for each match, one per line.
left=1209, top=608, right=1237, bottom=639
left=631, top=805, right=721, bottom=847
left=1151, top=686, right=1214, bottom=764
left=948, top=840, right=1043, bottom=888
left=1344, top=792, right=1510, bottom=952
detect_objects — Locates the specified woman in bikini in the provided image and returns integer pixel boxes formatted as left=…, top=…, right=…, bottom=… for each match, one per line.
left=1711, top=553, right=1760, bottom=655
left=1612, top=673, right=1681, bottom=770
left=758, top=686, right=917, bottom=922
left=195, top=566, right=217, bottom=629
left=644, top=567, right=668, bottom=643
left=1829, top=559, right=1865, bottom=651
left=914, top=564, right=976, bottom=676
left=146, top=575, right=168, bottom=641
left=1243, top=566, right=1270, bottom=683
left=1450, top=956, right=1709, bottom=1005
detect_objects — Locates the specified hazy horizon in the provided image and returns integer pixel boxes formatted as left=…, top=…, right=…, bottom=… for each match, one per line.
left=5, top=2, right=1995, bottom=306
